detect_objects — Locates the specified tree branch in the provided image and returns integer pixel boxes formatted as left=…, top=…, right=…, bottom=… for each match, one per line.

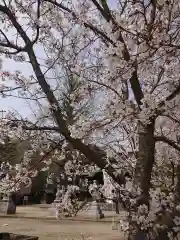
left=91, top=0, right=111, bottom=21
left=155, top=135, right=180, bottom=152
left=150, top=66, right=164, bottom=94
left=100, top=0, right=112, bottom=19
left=44, top=0, right=144, bottom=107
left=0, top=29, right=25, bottom=52
left=44, top=0, right=114, bottom=45
left=129, top=69, right=144, bottom=106
left=28, top=140, right=63, bottom=171
left=0, top=5, right=31, bottom=47
left=23, top=125, right=60, bottom=131
left=156, top=78, right=180, bottom=117
left=32, top=0, right=41, bottom=45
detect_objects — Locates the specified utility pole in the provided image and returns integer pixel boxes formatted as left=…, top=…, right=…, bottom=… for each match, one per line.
left=0, top=110, right=6, bottom=119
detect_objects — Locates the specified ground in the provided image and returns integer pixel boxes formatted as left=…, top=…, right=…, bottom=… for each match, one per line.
left=0, top=218, right=122, bottom=240
left=0, top=205, right=125, bottom=240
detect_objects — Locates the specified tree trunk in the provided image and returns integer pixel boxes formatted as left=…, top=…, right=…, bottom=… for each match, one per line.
left=175, top=164, right=180, bottom=204
left=128, top=120, right=155, bottom=240
left=134, top=120, right=155, bottom=197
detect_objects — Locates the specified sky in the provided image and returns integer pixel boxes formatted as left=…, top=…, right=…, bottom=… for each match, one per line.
left=0, top=59, right=34, bottom=118
left=0, top=0, right=117, bottom=120
left=0, top=55, right=45, bottom=120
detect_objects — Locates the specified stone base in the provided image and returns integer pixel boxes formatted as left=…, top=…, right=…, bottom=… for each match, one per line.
left=0, top=200, right=16, bottom=214
left=53, top=199, right=61, bottom=204
left=45, top=193, right=55, bottom=204
left=0, top=232, right=38, bottom=240
left=87, top=201, right=97, bottom=216
left=101, top=202, right=115, bottom=211
left=50, top=200, right=61, bottom=215
left=87, top=201, right=104, bottom=219
left=83, top=201, right=116, bottom=212
left=52, top=199, right=61, bottom=208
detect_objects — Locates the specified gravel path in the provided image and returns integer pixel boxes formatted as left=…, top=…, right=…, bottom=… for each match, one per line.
left=0, top=218, right=124, bottom=240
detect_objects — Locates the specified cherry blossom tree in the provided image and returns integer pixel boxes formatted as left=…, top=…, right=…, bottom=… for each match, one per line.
left=1, top=2, right=128, bottom=187
left=1, top=0, right=180, bottom=239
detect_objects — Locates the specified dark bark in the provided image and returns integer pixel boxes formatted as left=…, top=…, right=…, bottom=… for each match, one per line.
left=175, top=164, right=180, bottom=204
left=133, top=121, right=155, bottom=197
left=170, top=161, right=175, bottom=187
left=128, top=120, right=156, bottom=240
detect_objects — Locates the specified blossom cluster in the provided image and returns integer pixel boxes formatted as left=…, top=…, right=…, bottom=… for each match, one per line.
left=55, top=185, right=80, bottom=218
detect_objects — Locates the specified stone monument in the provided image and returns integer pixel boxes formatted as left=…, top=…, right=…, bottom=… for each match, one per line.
left=88, top=181, right=104, bottom=219
left=102, top=170, right=114, bottom=200
left=86, top=201, right=104, bottom=219
left=0, top=193, right=16, bottom=214
left=51, top=185, right=65, bottom=215
left=54, top=186, right=65, bottom=203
